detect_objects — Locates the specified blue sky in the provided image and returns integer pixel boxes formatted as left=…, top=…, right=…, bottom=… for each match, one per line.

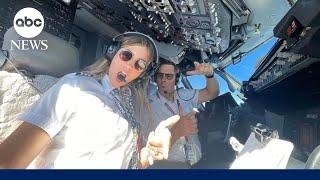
left=187, top=38, right=278, bottom=104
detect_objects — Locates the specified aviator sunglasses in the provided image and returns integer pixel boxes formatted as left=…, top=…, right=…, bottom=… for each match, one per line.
left=156, top=72, right=175, bottom=80
left=119, top=49, right=148, bottom=71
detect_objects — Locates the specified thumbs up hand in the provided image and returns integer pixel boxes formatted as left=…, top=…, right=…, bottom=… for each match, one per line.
left=140, top=115, right=180, bottom=167
left=153, top=115, right=180, bottom=159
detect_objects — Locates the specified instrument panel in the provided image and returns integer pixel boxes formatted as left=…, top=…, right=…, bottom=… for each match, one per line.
left=78, top=0, right=251, bottom=60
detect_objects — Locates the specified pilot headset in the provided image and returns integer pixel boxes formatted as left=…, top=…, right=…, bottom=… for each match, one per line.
left=154, top=58, right=180, bottom=85
left=154, top=58, right=197, bottom=101
left=105, top=32, right=159, bottom=82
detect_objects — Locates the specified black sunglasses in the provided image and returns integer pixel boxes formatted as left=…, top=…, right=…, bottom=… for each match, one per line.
left=119, top=49, right=148, bottom=71
left=156, top=72, right=175, bottom=80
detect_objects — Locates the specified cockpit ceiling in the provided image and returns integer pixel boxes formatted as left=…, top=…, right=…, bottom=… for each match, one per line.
left=77, top=0, right=291, bottom=64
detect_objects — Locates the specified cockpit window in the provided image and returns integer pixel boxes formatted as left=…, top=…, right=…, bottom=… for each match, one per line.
left=225, top=38, right=278, bottom=82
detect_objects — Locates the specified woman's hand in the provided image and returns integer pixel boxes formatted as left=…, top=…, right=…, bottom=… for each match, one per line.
left=140, top=115, right=180, bottom=168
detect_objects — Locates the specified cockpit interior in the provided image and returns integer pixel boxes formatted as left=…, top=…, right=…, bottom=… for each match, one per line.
left=1, top=0, right=320, bottom=169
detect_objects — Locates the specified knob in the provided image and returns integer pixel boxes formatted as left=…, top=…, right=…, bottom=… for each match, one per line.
left=192, top=8, right=197, bottom=13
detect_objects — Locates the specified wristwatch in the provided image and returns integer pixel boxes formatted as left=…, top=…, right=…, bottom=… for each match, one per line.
left=205, top=68, right=214, bottom=78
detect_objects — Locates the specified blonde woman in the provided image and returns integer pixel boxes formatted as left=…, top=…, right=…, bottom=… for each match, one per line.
left=0, top=32, right=179, bottom=169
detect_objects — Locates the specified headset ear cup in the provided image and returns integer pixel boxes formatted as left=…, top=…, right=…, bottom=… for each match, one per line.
left=175, top=73, right=180, bottom=85
left=105, top=40, right=121, bottom=60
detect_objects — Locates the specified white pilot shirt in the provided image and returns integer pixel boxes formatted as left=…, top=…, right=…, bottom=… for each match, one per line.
left=148, top=88, right=202, bottom=165
left=17, top=73, right=135, bottom=169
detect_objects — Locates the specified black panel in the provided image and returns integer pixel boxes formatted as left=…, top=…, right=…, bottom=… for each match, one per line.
left=194, top=93, right=238, bottom=168
left=274, top=0, right=320, bottom=40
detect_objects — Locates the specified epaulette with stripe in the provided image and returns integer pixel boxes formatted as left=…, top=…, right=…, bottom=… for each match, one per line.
left=75, top=72, right=94, bottom=77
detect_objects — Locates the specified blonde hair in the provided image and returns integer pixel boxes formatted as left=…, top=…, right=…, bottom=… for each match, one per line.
left=83, top=34, right=155, bottom=138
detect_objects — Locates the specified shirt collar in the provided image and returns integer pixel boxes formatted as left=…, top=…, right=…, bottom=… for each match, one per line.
left=156, top=90, right=178, bottom=104
left=101, top=75, right=116, bottom=95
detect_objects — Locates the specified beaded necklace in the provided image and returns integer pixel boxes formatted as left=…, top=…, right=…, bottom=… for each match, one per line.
left=110, top=87, right=140, bottom=169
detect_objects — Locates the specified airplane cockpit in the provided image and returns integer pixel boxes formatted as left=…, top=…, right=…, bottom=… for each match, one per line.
left=1, top=0, right=320, bottom=169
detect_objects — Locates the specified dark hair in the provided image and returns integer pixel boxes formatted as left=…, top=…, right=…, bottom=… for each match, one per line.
left=157, top=58, right=179, bottom=73
left=155, top=58, right=180, bottom=84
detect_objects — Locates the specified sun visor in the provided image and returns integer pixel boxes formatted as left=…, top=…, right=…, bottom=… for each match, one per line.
left=154, top=41, right=186, bottom=64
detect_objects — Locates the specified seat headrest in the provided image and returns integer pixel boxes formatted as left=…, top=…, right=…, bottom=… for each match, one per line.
left=2, top=27, right=79, bottom=77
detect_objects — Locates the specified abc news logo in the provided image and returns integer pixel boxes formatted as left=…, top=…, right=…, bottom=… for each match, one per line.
left=16, top=16, right=42, bottom=27
left=11, top=7, right=48, bottom=51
